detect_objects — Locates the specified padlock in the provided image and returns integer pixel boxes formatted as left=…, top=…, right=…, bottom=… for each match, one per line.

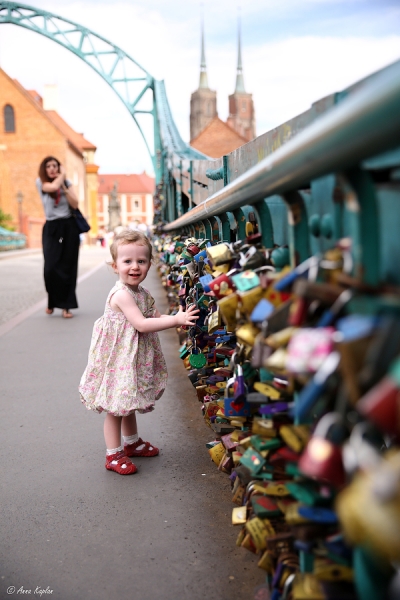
left=207, top=306, right=221, bottom=334
left=357, top=356, right=400, bottom=437
left=250, top=298, right=275, bottom=323
left=341, top=422, right=382, bottom=477
left=274, top=256, right=320, bottom=292
left=188, top=339, right=207, bottom=368
left=239, top=246, right=266, bottom=270
left=224, top=366, right=251, bottom=418
left=286, top=327, right=335, bottom=374
left=280, top=424, right=310, bottom=453
left=292, top=351, right=341, bottom=422
left=208, top=272, right=235, bottom=299
left=251, top=495, right=282, bottom=519
left=238, top=286, right=264, bottom=317
left=291, top=573, right=326, bottom=600
left=235, top=323, right=259, bottom=347
left=232, top=270, right=260, bottom=292
left=336, top=452, right=400, bottom=563
left=187, top=243, right=200, bottom=256
left=298, top=412, right=347, bottom=488
left=206, top=243, right=232, bottom=266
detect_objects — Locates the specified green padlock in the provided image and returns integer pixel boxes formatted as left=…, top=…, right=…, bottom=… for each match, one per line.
left=197, top=294, right=210, bottom=310
left=232, top=270, right=260, bottom=292
left=189, top=349, right=207, bottom=369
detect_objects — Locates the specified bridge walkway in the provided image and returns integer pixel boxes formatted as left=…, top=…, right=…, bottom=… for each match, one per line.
left=0, top=247, right=260, bottom=600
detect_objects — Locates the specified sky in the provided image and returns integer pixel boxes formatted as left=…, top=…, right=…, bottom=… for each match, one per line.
left=0, top=0, right=399, bottom=175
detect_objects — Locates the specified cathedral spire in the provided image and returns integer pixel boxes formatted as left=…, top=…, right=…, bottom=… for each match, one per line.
left=235, top=18, right=245, bottom=93
left=199, top=20, right=209, bottom=89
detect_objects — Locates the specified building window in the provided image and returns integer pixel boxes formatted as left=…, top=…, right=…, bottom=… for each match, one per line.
left=4, top=104, right=15, bottom=132
left=134, top=200, right=139, bottom=208
left=241, top=100, right=247, bottom=113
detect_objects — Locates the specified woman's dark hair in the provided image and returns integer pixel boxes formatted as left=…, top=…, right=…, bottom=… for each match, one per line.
left=38, top=156, right=61, bottom=183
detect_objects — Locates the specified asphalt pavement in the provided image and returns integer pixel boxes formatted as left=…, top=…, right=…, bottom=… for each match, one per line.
left=0, top=246, right=262, bottom=600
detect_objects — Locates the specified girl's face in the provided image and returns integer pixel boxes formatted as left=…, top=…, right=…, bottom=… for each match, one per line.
left=113, top=242, right=151, bottom=291
left=45, top=160, right=60, bottom=180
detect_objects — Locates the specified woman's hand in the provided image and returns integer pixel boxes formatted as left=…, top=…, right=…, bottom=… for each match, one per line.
left=174, top=304, right=199, bottom=327
left=42, top=166, right=66, bottom=193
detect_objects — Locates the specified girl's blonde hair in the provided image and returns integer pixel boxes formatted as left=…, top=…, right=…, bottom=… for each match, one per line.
left=110, top=229, right=153, bottom=263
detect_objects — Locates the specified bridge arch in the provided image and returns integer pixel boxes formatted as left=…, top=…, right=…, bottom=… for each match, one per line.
left=0, top=1, right=205, bottom=182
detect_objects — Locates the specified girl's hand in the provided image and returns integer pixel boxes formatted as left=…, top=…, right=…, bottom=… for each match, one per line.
left=59, top=165, right=66, bottom=179
left=175, top=304, right=199, bottom=327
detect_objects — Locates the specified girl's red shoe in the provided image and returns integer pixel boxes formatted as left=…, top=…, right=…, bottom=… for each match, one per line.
left=124, top=438, right=159, bottom=457
left=105, top=450, right=137, bottom=475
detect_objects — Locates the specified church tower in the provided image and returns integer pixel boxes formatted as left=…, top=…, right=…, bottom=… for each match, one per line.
left=190, top=23, right=217, bottom=142
left=226, top=22, right=256, bottom=142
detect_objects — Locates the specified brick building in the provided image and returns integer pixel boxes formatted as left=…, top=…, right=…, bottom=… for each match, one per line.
left=189, top=24, right=256, bottom=158
left=97, top=173, right=155, bottom=230
left=0, top=67, right=98, bottom=247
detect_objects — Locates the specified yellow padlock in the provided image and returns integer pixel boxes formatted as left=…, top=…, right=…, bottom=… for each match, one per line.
left=266, top=326, right=297, bottom=349
left=252, top=417, right=277, bottom=438
left=238, top=286, right=264, bottom=316
left=254, top=381, right=282, bottom=400
left=291, top=573, right=325, bottom=600
left=280, top=424, right=311, bottom=453
left=217, top=293, right=239, bottom=332
left=232, top=506, right=247, bottom=525
left=236, top=323, right=260, bottom=347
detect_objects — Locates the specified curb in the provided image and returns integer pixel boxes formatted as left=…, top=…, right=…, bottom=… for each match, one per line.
left=0, top=248, right=42, bottom=261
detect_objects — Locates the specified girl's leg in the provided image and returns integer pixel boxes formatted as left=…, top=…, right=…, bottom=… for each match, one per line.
left=121, top=412, right=138, bottom=437
left=104, top=413, right=137, bottom=475
left=123, top=412, right=159, bottom=458
left=104, top=413, right=123, bottom=450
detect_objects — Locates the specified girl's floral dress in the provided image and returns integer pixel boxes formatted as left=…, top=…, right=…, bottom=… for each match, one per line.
left=79, top=281, right=167, bottom=416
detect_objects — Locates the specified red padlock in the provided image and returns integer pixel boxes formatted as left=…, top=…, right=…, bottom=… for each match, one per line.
left=187, top=244, right=201, bottom=256
left=358, top=357, right=400, bottom=437
left=298, top=412, right=347, bottom=488
left=208, top=273, right=235, bottom=300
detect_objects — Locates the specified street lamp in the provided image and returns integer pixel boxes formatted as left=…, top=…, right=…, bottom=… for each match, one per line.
left=17, top=191, right=23, bottom=233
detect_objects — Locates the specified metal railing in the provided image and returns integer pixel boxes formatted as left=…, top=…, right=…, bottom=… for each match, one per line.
left=164, top=59, right=400, bottom=232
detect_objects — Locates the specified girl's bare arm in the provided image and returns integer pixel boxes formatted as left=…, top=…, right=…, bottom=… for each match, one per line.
left=111, top=289, right=199, bottom=333
left=153, top=308, right=174, bottom=318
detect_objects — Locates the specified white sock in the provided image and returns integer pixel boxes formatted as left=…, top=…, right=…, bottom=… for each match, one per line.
left=123, top=433, right=139, bottom=446
left=106, top=445, right=123, bottom=456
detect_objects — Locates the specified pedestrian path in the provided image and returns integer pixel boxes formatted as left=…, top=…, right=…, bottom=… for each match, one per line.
left=0, top=246, right=110, bottom=329
left=0, top=250, right=261, bottom=600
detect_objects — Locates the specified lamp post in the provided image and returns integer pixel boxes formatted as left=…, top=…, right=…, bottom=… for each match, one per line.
left=16, top=191, right=23, bottom=234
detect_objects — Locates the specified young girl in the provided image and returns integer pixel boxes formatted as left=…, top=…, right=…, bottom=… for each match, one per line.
left=79, top=230, right=199, bottom=475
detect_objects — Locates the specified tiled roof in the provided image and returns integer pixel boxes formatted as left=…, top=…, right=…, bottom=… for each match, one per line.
left=7, top=72, right=96, bottom=154
left=27, top=90, right=42, bottom=105
left=190, top=116, right=247, bottom=158
left=45, top=110, right=96, bottom=151
left=98, top=173, right=155, bottom=194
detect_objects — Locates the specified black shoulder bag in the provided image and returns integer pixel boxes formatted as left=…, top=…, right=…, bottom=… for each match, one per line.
left=71, top=208, right=91, bottom=233
left=64, top=182, right=91, bottom=233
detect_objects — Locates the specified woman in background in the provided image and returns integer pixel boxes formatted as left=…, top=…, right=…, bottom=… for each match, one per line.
left=36, top=156, right=80, bottom=319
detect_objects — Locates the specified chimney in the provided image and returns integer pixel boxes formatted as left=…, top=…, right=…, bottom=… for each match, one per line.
left=43, top=84, right=59, bottom=111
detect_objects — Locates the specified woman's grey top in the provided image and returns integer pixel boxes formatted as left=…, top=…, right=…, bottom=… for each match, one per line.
left=36, top=178, right=72, bottom=221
